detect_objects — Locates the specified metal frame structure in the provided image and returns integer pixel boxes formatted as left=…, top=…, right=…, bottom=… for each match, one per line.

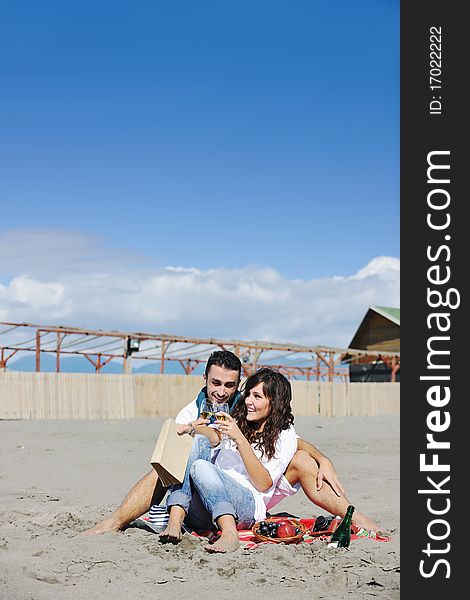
left=0, top=321, right=400, bottom=381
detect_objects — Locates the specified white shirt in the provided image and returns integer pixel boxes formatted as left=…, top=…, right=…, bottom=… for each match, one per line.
left=214, top=425, right=298, bottom=522
left=175, top=396, right=201, bottom=425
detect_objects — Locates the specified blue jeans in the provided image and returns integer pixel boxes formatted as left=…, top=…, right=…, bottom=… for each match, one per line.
left=166, top=434, right=256, bottom=531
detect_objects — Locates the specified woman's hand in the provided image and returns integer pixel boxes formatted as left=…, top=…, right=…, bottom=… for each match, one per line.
left=214, top=412, right=243, bottom=444
left=216, top=411, right=273, bottom=492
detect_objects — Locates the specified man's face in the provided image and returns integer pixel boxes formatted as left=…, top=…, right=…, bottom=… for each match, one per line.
left=204, top=364, right=240, bottom=404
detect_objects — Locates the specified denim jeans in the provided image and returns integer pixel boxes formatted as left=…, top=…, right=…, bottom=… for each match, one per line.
left=166, top=434, right=256, bottom=531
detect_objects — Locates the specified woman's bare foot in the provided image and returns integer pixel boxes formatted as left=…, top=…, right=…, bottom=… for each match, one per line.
left=205, top=530, right=239, bottom=553
left=81, top=517, right=122, bottom=536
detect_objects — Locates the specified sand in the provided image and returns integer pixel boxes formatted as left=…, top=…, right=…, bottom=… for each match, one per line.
left=0, top=415, right=399, bottom=600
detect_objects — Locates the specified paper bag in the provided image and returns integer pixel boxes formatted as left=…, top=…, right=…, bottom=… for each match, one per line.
left=150, top=418, right=193, bottom=486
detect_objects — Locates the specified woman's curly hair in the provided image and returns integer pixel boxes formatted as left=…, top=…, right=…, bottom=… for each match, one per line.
left=231, top=366, right=294, bottom=460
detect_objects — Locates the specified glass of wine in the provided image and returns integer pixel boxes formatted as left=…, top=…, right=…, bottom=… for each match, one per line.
left=214, top=402, right=230, bottom=446
left=199, top=399, right=216, bottom=424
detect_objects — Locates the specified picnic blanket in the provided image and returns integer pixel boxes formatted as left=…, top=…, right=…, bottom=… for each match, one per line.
left=133, top=509, right=390, bottom=548
left=231, top=518, right=390, bottom=550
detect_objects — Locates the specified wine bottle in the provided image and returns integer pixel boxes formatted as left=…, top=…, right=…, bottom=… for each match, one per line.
left=327, top=505, right=355, bottom=548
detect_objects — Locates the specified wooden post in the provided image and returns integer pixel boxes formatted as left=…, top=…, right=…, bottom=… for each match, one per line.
left=36, top=330, right=41, bottom=372
left=160, top=341, right=166, bottom=374
left=123, top=337, right=132, bottom=374
left=56, top=332, right=61, bottom=373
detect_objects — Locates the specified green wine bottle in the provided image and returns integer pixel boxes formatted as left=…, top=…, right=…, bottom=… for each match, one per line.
left=327, top=505, right=355, bottom=548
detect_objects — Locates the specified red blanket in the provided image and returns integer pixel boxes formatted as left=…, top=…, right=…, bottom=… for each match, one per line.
left=191, top=518, right=390, bottom=550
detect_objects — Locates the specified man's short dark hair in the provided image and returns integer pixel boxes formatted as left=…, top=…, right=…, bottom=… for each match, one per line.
left=205, top=350, right=242, bottom=377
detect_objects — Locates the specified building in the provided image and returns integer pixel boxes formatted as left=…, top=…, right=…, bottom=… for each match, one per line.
left=343, top=305, right=400, bottom=382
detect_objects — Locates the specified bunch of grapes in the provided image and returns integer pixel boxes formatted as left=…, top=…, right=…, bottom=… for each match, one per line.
left=257, top=521, right=278, bottom=537
left=256, top=520, right=301, bottom=539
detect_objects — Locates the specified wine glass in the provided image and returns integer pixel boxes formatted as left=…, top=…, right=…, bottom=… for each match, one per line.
left=214, top=402, right=230, bottom=446
left=200, top=398, right=216, bottom=424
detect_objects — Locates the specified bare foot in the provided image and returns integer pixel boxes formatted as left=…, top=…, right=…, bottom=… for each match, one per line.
left=352, top=511, right=380, bottom=533
left=205, top=530, right=239, bottom=553
left=158, top=523, right=182, bottom=544
left=81, top=517, right=122, bottom=537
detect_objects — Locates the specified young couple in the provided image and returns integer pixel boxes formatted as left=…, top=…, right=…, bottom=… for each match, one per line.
left=83, top=351, right=379, bottom=552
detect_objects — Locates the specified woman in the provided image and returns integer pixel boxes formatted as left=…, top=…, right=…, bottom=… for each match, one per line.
left=159, top=366, right=298, bottom=553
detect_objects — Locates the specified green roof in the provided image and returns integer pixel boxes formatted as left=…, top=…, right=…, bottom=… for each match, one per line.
left=372, top=306, right=400, bottom=324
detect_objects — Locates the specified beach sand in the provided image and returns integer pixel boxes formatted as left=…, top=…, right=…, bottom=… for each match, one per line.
left=0, top=415, right=399, bottom=600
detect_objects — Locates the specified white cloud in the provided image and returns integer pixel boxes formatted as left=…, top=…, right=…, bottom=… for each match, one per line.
left=0, top=276, right=70, bottom=322
left=352, top=256, right=400, bottom=280
left=0, top=229, right=400, bottom=347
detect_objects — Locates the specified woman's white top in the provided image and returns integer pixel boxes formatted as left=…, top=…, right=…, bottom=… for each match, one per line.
left=214, top=425, right=298, bottom=522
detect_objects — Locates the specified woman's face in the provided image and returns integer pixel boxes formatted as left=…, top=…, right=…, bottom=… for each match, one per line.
left=245, top=382, right=271, bottom=425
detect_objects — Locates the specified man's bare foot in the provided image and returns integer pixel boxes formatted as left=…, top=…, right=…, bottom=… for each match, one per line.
left=158, top=522, right=182, bottom=544
left=81, top=517, right=122, bottom=537
left=352, top=511, right=380, bottom=533
left=204, top=530, right=239, bottom=553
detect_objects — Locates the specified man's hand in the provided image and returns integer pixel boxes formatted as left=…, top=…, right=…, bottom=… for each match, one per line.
left=175, top=417, right=209, bottom=436
left=191, top=417, right=210, bottom=429
left=296, top=437, right=346, bottom=496
left=316, top=456, right=345, bottom=496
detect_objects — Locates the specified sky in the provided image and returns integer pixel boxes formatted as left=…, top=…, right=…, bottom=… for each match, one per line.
left=0, top=0, right=399, bottom=349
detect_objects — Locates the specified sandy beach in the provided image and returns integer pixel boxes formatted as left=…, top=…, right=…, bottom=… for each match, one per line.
left=0, top=415, right=399, bottom=600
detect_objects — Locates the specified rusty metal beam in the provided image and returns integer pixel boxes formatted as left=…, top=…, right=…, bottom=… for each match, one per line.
left=0, top=321, right=399, bottom=360
left=0, top=321, right=400, bottom=381
left=0, top=348, right=19, bottom=369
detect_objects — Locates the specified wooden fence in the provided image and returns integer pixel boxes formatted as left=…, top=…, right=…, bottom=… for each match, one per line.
left=0, top=372, right=135, bottom=419
left=0, top=372, right=399, bottom=420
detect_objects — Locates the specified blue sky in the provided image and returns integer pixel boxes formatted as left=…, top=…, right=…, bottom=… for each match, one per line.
left=0, top=1, right=399, bottom=347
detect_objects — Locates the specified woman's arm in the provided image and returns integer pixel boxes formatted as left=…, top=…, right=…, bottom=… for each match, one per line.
left=217, top=414, right=273, bottom=492
left=235, top=436, right=273, bottom=492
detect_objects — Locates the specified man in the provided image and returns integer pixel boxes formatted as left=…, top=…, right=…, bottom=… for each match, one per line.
left=82, top=350, right=379, bottom=536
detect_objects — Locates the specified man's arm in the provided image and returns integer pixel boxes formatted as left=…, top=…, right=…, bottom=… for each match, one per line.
left=296, top=437, right=345, bottom=496
left=173, top=395, right=223, bottom=447
left=193, top=423, right=223, bottom=447
left=174, top=398, right=199, bottom=426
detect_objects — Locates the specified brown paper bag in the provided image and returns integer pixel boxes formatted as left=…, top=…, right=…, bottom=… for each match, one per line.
left=150, top=418, right=193, bottom=486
